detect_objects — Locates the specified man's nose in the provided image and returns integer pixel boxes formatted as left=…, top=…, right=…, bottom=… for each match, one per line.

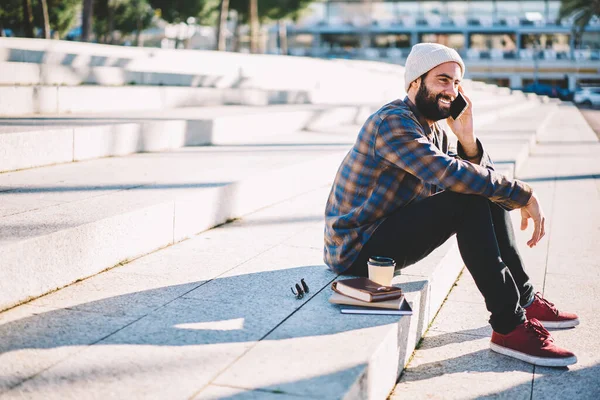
left=443, top=85, right=458, bottom=99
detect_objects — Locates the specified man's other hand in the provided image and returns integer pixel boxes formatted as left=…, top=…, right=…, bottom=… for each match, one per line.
left=446, top=86, right=477, bottom=156
left=520, top=193, right=546, bottom=248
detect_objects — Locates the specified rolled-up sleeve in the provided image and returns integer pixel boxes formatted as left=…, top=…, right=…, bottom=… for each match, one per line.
left=374, top=113, right=532, bottom=210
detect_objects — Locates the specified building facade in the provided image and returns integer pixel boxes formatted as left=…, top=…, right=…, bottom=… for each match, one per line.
left=275, top=0, right=600, bottom=90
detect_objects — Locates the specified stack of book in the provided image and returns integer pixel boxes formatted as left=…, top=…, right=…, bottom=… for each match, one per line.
left=329, top=277, right=413, bottom=315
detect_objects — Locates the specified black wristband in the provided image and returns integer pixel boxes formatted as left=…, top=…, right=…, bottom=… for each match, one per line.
left=465, top=148, right=482, bottom=160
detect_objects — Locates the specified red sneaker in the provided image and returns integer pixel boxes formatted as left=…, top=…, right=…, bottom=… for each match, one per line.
left=525, top=292, right=579, bottom=329
left=490, top=318, right=577, bottom=367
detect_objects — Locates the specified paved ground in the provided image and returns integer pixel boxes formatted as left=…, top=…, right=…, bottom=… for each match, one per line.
left=391, top=104, right=600, bottom=399
left=578, top=106, right=600, bottom=139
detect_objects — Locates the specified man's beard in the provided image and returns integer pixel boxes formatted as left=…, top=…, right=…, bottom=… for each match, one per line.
left=415, top=81, right=452, bottom=121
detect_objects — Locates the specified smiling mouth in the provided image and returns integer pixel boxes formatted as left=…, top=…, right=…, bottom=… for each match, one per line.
left=439, top=98, right=452, bottom=107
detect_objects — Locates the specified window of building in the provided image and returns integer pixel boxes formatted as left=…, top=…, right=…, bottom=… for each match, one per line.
left=469, top=33, right=517, bottom=50
left=521, top=33, right=571, bottom=50
left=322, top=33, right=361, bottom=49
left=581, top=32, right=600, bottom=49
left=289, top=34, right=315, bottom=49
left=420, top=33, right=466, bottom=50
left=372, top=34, right=411, bottom=48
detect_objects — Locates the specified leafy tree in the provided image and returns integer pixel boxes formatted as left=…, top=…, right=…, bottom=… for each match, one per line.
left=226, top=0, right=314, bottom=53
left=147, top=0, right=205, bottom=23
left=559, top=0, right=600, bottom=34
left=261, top=0, right=314, bottom=55
left=94, top=0, right=154, bottom=44
left=47, top=0, right=80, bottom=38
left=0, top=0, right=23, bottom=36
left=559, top=0, right=600, bottom=51
left=32, top=0, right=79, bottom=38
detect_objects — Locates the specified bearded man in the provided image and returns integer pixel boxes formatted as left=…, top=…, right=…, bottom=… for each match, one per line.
left=324, top=43, right=579, bottom=367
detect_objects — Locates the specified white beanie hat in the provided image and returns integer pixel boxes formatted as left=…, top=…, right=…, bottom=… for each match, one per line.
left=404, top=43, right=465, bottom=91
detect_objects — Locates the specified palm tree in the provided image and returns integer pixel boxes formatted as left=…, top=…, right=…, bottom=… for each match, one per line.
left=559, top=0, right=600, bottom=49
left=249, top=0, right=258, bottom=53
left=81, top=0, right=94, bottom=41
left=216, top=0, right=230, bottom=51
left=40, top=0, right=51, bottom=38
left=22, top=0, right=34, bottom=37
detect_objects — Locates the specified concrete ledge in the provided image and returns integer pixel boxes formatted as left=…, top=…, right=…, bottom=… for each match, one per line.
left=0, top=104, right=373, bottom=173
left=0, top=103, right=553, bottom=399
left=0, top=85, right=316, bottom=115
left=0, top=149, right=347, bottom=312
left=0, top=38, right=406, bottom=105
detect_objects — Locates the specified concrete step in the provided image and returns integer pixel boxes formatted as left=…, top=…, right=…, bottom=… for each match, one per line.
left=0, top=99, right=553, bottom=309
left=0, top=104, right=376, bottom=173
left=0, top=131, right=352, bottom=311
left=0, top=38, right=405, bottom=106
left=0, top=61, right=222, bottom=87
left=0, top=145, right=542, bottom=400
left=0, top=85, right=318, bottom=115
left=0, top=185, right=483, bottom=400
left=0, top=98, right=552, bottom=312
left=0, top=103, right=560, bottom=400
left=0, top=90, right=542, bottom=174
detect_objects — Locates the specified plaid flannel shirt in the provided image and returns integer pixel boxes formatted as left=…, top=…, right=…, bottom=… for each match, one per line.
left=324, top=97, right=533, bottom=274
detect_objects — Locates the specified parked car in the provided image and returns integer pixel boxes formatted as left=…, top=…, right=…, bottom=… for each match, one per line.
left=574, top=87, right=600, bottom=107
left=520, top=83, right=572, bottom=100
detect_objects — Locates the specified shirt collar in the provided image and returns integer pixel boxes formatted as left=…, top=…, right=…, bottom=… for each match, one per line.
left=404, top=96, right=435, bottom=135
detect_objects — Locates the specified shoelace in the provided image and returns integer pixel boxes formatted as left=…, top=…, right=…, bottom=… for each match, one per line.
left=535, top=292, right=560, bottom=316
left=526, top=318, right=553, bottom=343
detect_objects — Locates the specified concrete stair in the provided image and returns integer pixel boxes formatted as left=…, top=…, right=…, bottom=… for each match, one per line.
left=0, top=94, right=560, bottom=400
left=0, top=104, right=376, bottom=173
left=0, top=38, right=566, bottom=398
left=0, top=100, right=569, bottom=400
left=0, top=95, right=552, bottom=309
left=0, top=88, right=538, bottom=174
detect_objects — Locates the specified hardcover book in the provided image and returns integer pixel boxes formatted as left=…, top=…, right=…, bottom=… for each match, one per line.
left=332, top=277, right=402, bottom=303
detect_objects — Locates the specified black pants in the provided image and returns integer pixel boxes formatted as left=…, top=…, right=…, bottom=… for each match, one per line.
left=346, top=190, right=534, bottom=334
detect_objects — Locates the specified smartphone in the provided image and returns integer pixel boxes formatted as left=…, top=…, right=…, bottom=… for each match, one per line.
left=449, top=92, right=468, bottom=120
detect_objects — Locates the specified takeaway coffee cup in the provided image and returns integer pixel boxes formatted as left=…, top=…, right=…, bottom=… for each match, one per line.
left=367, top=256, right=396, bottom=286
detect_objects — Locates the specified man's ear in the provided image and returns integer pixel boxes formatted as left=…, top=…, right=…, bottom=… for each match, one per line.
left=409, top=77, right=421, bottom=92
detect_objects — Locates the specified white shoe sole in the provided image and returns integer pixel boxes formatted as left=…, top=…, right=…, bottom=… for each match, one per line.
left=490, top=343, right=577, bottom=367
left=537, top=318, right=580, bottom=329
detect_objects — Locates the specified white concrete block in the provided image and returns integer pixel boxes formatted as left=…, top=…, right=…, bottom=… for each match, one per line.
left=0, top=127, right=73, bottom=172
left=0, top=200, right=174, bottom=311
left=56, top=86, right=164, bottom=113
left=73, top=123, right=141, bottom=160
left=0, top=62, right=41, bottom=85
left=0, top=86, right=58, bottom=114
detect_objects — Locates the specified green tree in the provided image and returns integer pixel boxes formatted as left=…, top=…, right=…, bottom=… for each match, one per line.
left=147, top=0, right=205, bottom=23
left=0, top=0, right=23, bottom=36
left=226, top=0, right=314, bottom=53
left=94, top=0, right=154, bottom=45
left=47, top=0, right=80, bottom=38
left=32, top=0, right=79, bottom=38
left=559, top=0, right=600, bottom=49
left=1, top=0, right=79, bottom=38
left=261, top=0, right=314, bottom=55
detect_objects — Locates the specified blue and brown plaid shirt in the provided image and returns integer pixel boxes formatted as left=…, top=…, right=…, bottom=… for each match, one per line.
left=324, top=97, right=533, bottom=274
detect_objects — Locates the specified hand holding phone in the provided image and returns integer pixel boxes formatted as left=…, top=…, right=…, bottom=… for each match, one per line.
left=446, top=87, right=476, bottom=150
